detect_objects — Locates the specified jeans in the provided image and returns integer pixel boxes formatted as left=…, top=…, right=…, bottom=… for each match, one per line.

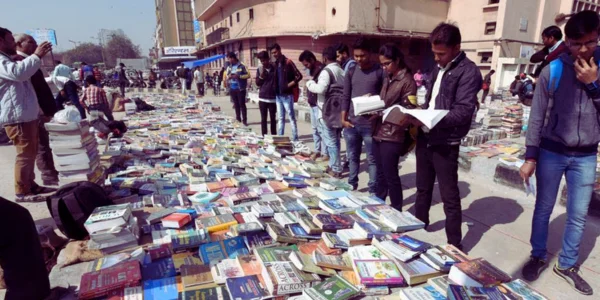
left=0, top=197, right=51, bottom=300
left=230, top=89, right=247, bottom=123
left=37, top=116, right=58, bottom=182
left=310, top=106, right=326, bottom=155
left=530, top=148, right=596, bottom=268
left=343, top=124, right=377, bottom=192
left=320, top=120, right=342, bottom=173
left=4, top=120, right=39, bottom=195
left=414, top=135, right=462, bottom=247
left=373, top=140, right=404, bottom=210
left=259, top=101, right=277, bottom=135
left=88, top=103, right=114, bottom=121
left=65, top=81, right=86, bottom=119
left=180, top=78, right=187, bottom=95
left=276, top=94, right=298, bottom=141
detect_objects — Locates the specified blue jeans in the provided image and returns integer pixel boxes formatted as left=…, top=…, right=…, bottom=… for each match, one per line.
left=276, top=94, right=298, bottom=141
left=343, top=124, right=377, bottom=192
left=531, top=148, right=596, bottom=268
left=310, top=106, right=326, bottom=155
left=320, top=120, right=342, bottom=173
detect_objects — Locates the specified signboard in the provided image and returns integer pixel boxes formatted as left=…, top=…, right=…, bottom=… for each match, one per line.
left=193, top=20, right=202, bottom=44
left=163, top=46, right=196, bottom=56
left=25, top=29, right=57, bottom=46
left=520, top=45, right=535, bottom=59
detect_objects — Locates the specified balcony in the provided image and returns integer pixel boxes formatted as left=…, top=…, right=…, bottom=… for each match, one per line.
left=206, top=27, right=230, bottom=47
left=195, top=0, right=230, bottom=21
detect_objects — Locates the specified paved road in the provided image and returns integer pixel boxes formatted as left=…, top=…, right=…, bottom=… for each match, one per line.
left=1, top=93, right=598, bottom=299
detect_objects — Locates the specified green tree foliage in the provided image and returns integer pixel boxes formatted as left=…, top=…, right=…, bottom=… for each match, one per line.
left=60, top=43, right=103, bottom=66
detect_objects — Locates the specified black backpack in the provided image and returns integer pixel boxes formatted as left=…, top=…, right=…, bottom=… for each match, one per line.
left=46, top=182, right=113, bottom=240
left=321, top=68, right=344, bottom=128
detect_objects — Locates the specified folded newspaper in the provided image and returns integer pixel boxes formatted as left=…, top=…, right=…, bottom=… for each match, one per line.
left=382, top=105, right=449, bottom=129
left=352, top=95, right=385, bottom=115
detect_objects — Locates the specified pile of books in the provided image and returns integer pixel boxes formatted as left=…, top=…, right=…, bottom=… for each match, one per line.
left=71, top=94, right=548, bottom=300
left=501, top=105, right=523, bottom=138
left=84, top=203, right=140, bottom=255
left=264, top=135, right=294, bottom=156
left=481, top=109, right=503, bottom=129
left=45, top=120, right=104, bottom=185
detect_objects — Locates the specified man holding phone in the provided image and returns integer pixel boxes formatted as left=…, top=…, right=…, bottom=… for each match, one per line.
left=520, top=10, right=600, bottom=295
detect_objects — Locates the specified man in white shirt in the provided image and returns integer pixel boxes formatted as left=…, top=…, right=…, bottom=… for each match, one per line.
left=194, top=67, right=204, bottom=96
left=305, top=47, right=345, bottom=177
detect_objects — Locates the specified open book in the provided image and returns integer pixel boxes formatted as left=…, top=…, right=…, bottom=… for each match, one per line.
left=352, top=95, right=385, bottom=115
left=382, top=105, right=449, bottom=129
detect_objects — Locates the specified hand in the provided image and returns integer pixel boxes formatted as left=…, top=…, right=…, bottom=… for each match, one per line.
left=342, top=120, right=354, bottom=128
left=574, top=57, right=598, bottom=84
left=287, top=81, right=296, bottom=89
left=519, top=161, right=536, bottom=183
left=34, top=41, right=52, bottom=58
left=363, top=93, right=372, bottom=97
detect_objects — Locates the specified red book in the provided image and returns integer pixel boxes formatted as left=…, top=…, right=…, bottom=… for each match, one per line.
left=79, top=261, right=141, bottom=299
left=233, top=213, right=246, bottom=224
left=148, top=244, right=173, bottom=261
left=161, top=213, right=192, bottom=229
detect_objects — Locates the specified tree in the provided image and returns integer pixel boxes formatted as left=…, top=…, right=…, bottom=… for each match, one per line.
left=104, top=34, right=141, bottom=68
left=59, top=43, right=103, bottom=66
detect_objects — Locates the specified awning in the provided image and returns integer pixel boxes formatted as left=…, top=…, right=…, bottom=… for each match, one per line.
left=182, top=54, right=225, bottom=69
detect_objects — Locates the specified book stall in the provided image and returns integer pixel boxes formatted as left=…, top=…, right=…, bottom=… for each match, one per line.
left=54, top=94, right=550, bottom=300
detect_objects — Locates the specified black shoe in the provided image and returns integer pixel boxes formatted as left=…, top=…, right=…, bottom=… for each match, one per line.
left=326, top=170, right=342, bottom=179
left=352, top=184, right=358, bottom=191
left=553, top=264, right=593, bottom=295
left=521, top=257, right=547, bottom=281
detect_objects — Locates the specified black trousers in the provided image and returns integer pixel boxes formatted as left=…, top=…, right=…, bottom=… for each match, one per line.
left=0, top=197, right=50, bottom=300
left=481, top=89, right=490, bottom=103
left=64, top=81, right=86, bottom=119
left=259, top=101, right=277, bottom=136
left=373, top=139, right=404, bottom=211
left=119, top=82, right=127, bottom=97
left=196, top=82, right=204, bottom=96
left=37, top=117, right=58, bottom=182
left=414, top=135, right=462, bottom=247
left=230, top=89, right=247, bottom=123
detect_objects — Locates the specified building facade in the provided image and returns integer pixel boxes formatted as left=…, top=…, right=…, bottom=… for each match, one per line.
left=194, top=0, right=450, bottom=85
left=155, top=0, right=198, bottom=68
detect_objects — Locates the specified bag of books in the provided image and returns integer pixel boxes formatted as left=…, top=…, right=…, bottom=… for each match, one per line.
left=46, top=182, right=113, bottom=240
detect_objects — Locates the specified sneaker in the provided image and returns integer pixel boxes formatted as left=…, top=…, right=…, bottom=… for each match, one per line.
left=521, top=257, right=547, bottom=281
left=309, top=152, right=321, bottom=160
left=553, top=264, right=593, bottom=295
left=31, top=185, right=58, bottom=195
left=352, top=184, right=358, bottom=191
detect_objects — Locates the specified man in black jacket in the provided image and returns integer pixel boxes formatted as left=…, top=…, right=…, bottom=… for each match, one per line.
left=14, top=34, right=59, bottom=186
left=413, top=23, right=482, bottom=249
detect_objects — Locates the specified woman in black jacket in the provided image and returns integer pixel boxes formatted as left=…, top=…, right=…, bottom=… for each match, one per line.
left=255, top=51, right=277, bottom=135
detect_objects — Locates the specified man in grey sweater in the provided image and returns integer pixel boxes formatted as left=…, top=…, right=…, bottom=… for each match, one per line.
left=340, top=37, right=384, bottom=192
left=519, top=10, right=600, bottom=295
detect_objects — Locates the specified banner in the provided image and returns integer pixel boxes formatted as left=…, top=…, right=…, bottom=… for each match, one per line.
left=164, top=46, right=196, bottom=56
left=26, top=29, right=58, bottom=46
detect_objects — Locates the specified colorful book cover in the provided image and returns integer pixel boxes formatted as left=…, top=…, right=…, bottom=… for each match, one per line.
left=288, top=224, right=321, bottom=240
left=322, top=232, right=349, bottom=249
left=313, top=214, right=354, bottom=230
left=500, top=279, right=549, bottom=300
left=141, top=257, right=177, bottom=281
left=181, top=286, right=231, bottom=300
left=237, top=255, right=263, bottom=276
left=399, top=285, right=445, bottom=300
left=353, top=260, right=405, bottom=286
left=172, top=252, right=203, bottom=271
left=171, top=230, right=208, bottom=252
left=225, top=275, right=269, bottom=300
left=255, top=245, right=299, bottom=265
left=303, top=275, right=360, bottom=300
left=143, top=277, right=179, bottom=300
left=394, top=234, right=432, bottom=252
left=447, top=285, right=504, bottom=300
left=199, top=236, right=248, bottom=265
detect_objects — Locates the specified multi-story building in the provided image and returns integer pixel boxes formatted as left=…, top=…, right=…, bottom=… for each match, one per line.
left=155, top=0, right=198, bottom=68
left=448, top=0, right=600, bottom=92
left=194, top=0, right=450, bottom=82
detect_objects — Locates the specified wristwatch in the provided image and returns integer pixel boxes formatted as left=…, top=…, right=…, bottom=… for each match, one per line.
left=585, top=81, right=599, bottom=91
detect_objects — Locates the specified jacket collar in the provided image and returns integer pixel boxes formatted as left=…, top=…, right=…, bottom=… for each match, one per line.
left=438, top=51, right=466, bottom=72
left=388, top=68, right=408, bottom=82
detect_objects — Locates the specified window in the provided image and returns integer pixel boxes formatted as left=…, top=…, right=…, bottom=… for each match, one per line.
left=485, top=22, right=496, bottom=35
left=230, top=15, right=233, bottom=27
left=237, top=12, right=240, bottom=23
left=480, top=52, right=492, bottom=64
left=251, top=47, right=258, bottom=67
left=488, top=0, right=500, bottom=4
left=249, top=8, right=254, bottom=20
left=238, top=43, right=244, bottom=63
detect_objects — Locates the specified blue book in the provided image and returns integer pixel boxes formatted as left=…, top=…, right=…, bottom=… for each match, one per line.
left=141, top=257, right=177, bottom=280
left=177, top=208, right=198, bottom=219
left=199, top=236, right=248, bottom=265
left=395, top=235, right=431, bottom=252
left=225, top=275, right=269, bottom=300
left=288, top=223, right=321, bottom=240
left=143, top=277, right=179, bottom=300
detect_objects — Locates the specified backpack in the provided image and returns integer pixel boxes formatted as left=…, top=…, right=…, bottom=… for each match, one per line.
left=520, top=80, right=535, bottom=100
left=321, top=68, right=344, bottom=128
left=46, top=182, right=112, bottom=240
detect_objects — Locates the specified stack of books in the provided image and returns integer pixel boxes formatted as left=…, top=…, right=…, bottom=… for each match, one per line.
left=264, top=135, right=294, bottom=156
left=84, top=203, right=140, bottom=255
left=501, top=105, right=523, bottom=138
left=481, top=109, right=503, bottom=129
left=45, top=120, right=104, bottom=185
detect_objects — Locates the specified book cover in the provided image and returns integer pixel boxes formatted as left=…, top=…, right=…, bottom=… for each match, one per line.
left=243, top=231, right=276, bottom=251
left=148, top=244, right=173, bottom=261
left=289, top=250, right=337, bottom=276
left=303, top=275, right=360, bottom=300
left=451, top=258, right=512, bottom=287
left=313, top=214, right=354, bottom=230
left=322, top=232, right=350, bottom=249
left=181, top=264, right=217, bottom=290
left=428, top=275, right=451, bottom=297
left=264, top=262, right=315, bottom=295
left=181, top=286, right=231, bottom=300
left=225, top=275, right=269, bottom=300
left=500, top=279, right=549, bottom=300
left=171, top=230, right=209, bottom=252
left=353, top=260, right=405, bottom=286
left=199, top=236, right=248, bottom=265
left=143, top=277, right=179, bottom=300
left=312, top=251, right=353, bottom=271
left=288, top=223, right=321, bottom=240
left=172, top=252, right=203, bottom=271
left=254, top=245, right=299, bottom=266
left=447, top=285, right=504, bottom=300
left=399, top=285, right=445, bottom=300
left=79, top=261, right=142, bottom=299
left=141, top=257, right=177, bottom=281
left=319, top=199, right=355, bottom=214
left=396, top=257, right=441, bottom=285
left=237, top=254, right=263, bottom=276
left=266, top=222, right=297, bottom=243
left=394, top=234, right=432, bottom=252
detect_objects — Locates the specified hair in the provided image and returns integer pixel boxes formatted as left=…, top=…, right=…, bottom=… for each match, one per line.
left=352, top=37, right=372, bottom=52
left=542, top=25, right=563, bottom=41
left=226, top=51, right=237, bottom=59
left=269, top=43, right=281, bottom=52
left=257, top=50, right=269, bottom=61
left=379, top=43, right=406, bottom=69
left=430, top=23, right=462, bottom=47
left=515, top=75, right=520, bottom=80
left=0, top=27, right=11, bottom=39
left=490, top=69, right=496, bottom=73
left=298, top=50, right=317, bottom=62
left=55, top=60, right=62, bottom=65
left=85, top=75, right=97, bottom=85
left=81, top=62, right=87, bottom=66
left=119, top=63, right=125, bottom=67
left=335, top=43, right=350, bottom=55
left=322, top=46, right=337, bottom=62
left=565, top=10, right=600, bottom=40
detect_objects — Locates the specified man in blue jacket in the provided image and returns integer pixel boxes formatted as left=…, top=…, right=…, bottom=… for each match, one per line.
left=520, top=11, right=600, bottom=295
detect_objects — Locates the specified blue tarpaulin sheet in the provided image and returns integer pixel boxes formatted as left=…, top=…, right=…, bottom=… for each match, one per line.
left=182, top=54, right=225, bottom=68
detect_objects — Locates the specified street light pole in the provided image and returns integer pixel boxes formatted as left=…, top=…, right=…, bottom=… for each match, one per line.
left=92, top=35, right=106, bottom=67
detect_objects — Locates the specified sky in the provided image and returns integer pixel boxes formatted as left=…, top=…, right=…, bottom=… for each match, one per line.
left=0, top=0, right=156, bottom=54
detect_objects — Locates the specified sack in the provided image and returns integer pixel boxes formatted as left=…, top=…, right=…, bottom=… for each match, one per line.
left=520, top=81, right=534, bottom=101
left=46, top=182, right=112, bottom=240
left=54, top=105, right=82, bottom=123
left=322, top=69, right=344, bottom=128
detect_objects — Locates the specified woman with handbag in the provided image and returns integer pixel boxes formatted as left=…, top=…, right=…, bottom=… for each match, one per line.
left=372, top=43, right=418, bottom=211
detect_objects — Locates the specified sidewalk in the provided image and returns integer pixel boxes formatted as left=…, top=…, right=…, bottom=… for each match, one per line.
left=0, top=94, right=598, bottom=299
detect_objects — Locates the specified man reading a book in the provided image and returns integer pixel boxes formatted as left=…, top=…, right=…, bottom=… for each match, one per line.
left=413, top=23, right=482, bottom=250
